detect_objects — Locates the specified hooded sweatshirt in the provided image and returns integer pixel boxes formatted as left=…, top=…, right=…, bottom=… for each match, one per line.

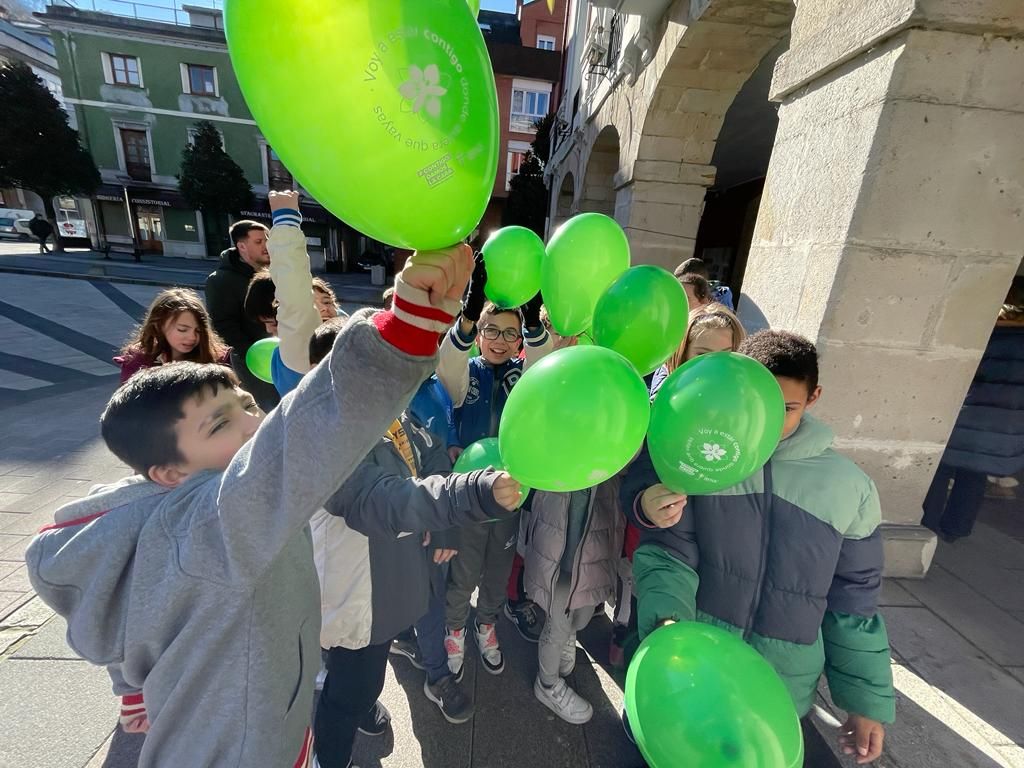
left=623, top=415, right=895, bottom=724
left=25, top=284, right=457, bottom=767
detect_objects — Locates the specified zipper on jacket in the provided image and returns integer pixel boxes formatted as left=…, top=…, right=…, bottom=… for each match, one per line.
left=743, top=462, right=773, bottom=641
left=564, top=489, right=597, bottom=615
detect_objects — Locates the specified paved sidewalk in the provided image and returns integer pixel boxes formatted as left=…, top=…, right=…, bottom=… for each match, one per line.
left=0, top=243, right=388, bottom=305
left=0, top=272, right=1021, bottom=767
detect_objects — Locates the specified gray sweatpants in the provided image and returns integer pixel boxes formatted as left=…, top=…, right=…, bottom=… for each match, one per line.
left=538, top=573, right=594, bottom=687
left=445, top=512, right=520, bottom=628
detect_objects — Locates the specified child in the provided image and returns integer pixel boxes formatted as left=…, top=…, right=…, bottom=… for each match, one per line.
left=624, top=330, right=894, bottom=764
left=114, top=288, right=230, bottom=383
left=678, top=272, right=713, bottom=310
left=24, top=190, right=475, bottom=768
left=649, top=303, right=747, bottom=398
left=674, top=256, right=734, bottom=310
left=312, top=390, right=519, bottom=767
left=522, top=479, right=624, bottom=724
left=609, top=304, right=748, bottom=667
left=437, top=256, right=552, bottom=674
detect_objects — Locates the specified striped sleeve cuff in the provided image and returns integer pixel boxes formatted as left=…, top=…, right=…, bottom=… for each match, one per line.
left=449, top=324, right=477, bottom=352
left=372, top=275, right=460, bottom=356
left=523, top=325, right=549, bottom=348
left=119, top=693, right=146, bottom=726
left=634, top=493, right=659, bottom=529
left=271, top=208, right=302, bottom=228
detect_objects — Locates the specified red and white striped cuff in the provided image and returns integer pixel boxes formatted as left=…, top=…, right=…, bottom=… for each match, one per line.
left=373, top=276, right=459, bottom=356
left=119, top=692, right=146, bottom=725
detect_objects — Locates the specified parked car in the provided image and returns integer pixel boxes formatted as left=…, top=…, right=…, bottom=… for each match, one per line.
left=0, top=216, right=20, bottom=239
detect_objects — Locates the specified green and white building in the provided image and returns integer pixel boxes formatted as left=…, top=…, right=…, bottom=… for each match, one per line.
left=39, top=2, right=343, bottom=265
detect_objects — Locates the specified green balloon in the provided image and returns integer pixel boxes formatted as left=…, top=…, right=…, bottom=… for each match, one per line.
left=246, top=337, right=279, bottom=384
left=453, top=437, right=530, bottom=505
left=626, top=622, right=803, bottom=768
left=226, top=0, right=498, bottom=250
left=542, top=213, right=630, bottom=336
left=648, top=352, right=784, bottom=494
left=593, top=265, right=689, bottom=375
left=576, top=331, right=594, bottom=346
left=466, top=0, right=480, bottom=16
left=499, top=346, right=650, bottom=491
left=481, top=226, right=544, bottom=308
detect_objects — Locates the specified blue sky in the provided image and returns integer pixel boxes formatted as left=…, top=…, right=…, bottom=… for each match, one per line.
left=481, top=0, right=517, bottom=11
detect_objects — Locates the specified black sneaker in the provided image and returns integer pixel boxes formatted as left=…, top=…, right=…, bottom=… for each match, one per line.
left=357, top=700, right=391, bottom=737
left=503, top=599, right=543, bottom=643
left=424, top=674, right=474, bottom=724
left=390, top=634, right=425, bottom=670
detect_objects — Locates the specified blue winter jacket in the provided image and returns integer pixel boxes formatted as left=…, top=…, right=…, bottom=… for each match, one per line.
left=437, top=322, right=552, bottom=447
left=943, top=324, right=1024, bottom=476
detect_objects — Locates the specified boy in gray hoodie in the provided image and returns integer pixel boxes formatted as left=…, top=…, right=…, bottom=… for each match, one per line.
left=23, top=191, right=481, bottom=768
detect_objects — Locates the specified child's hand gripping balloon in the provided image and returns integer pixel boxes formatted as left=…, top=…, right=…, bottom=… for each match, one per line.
left=404, top=243, right=475, bottom=309
left=491, top=471, right=525, bottom=511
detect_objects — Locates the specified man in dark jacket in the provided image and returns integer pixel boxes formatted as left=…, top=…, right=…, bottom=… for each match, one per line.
left=28, top=214, right=53, bottom=253
left=205, top=219, right=280, bottom=410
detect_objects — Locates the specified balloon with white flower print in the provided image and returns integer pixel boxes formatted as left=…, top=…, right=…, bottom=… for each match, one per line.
left=225, top=0, right=498, bottom=250
left=647, top=352, right=785, bottom=495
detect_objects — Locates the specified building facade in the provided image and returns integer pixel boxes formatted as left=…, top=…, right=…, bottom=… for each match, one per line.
left=546, top=0, right=1024, bottom=577
left=39, top=4, right=340, bottom=264
left=475, top=0, right=566, bottom=239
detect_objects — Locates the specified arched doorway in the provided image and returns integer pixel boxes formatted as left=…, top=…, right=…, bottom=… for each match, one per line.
left=553, top=172, right=575, bottom=230
left=580, top=126, right=620, bottom=217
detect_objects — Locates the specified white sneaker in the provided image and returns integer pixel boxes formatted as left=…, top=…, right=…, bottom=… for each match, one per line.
left=534, top=677, right=593, bottom=724
left=559, top=634, right=577, bottom=677
left=475, top=620, right=505, bottom=674
left=445, top=626, right=466, bottom=678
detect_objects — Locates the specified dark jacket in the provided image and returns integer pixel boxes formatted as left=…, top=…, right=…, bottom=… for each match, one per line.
left=205, top=248, right=267, bottom=354
left=315, top=410, right=508, bottom=649
left=29, top=217, right=52, bottom=238
left=943, top=324, right=1024, bottom=476
left=623, top=415, right=895, bottom=723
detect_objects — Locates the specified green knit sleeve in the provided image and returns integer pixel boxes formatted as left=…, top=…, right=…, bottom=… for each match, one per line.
left=633, top=544, right=699, bottom=640
left=822, top=611, right=896, bottom=724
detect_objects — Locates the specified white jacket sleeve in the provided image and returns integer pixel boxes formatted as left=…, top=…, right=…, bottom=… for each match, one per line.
left=267, top=224, right=321, bottom=374
left=437, top=324, right=476, bottom=408
left=523, top=324, right=553, bottom=372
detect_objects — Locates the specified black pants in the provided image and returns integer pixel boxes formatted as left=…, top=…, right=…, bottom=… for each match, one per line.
left=921, top=462, right=987, bottom=539
left=314, top=640, right=391, bottom=768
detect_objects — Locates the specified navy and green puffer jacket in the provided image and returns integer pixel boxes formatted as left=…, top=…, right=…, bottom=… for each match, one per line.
left=623, top=415, right=895, bottom=723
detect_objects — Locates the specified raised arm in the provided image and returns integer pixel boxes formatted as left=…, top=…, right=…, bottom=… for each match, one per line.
left=267, top=197, right=321, bottom=374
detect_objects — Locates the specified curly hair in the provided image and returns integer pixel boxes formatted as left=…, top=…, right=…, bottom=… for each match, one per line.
left=738, top=330, right=819, bottom=392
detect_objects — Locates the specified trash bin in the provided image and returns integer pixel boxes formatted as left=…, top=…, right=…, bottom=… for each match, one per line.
left=370, top=264, right=386, bottom=286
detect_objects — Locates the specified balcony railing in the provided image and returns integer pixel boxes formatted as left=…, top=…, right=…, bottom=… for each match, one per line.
left=51, top=0, right=223, bottom=27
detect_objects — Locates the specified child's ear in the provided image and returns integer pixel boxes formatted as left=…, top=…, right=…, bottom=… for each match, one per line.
left=807, top=385, right=823, bottom=408
left=148, top=464, right=190, bottom=488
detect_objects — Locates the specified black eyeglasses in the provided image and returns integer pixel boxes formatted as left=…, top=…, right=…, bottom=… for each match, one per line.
left=480, top=325, right=522, bottom=342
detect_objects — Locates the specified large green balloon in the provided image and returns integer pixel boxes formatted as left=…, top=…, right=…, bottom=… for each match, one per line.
left=648, top=352, right=784, bottom=494
left=593, top=265, right=689, bottom=375
left=626, top=622, right=803, bottom=768
left=246, top=337, right=279, bottom=384
left=542, top=213, right=630, bottom=336
left=453, top=437, right=530, bottom=505
left=499, top=346, right=649, bottom=491
left=226, top=0, right=498, bottom=251
left=481, top=226, right=544, bottom=308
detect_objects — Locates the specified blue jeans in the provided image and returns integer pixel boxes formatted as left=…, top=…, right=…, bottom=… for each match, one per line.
left=416, top=562, right=450, bottom=684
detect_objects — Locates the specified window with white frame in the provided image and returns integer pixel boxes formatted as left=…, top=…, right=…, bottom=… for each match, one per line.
left=103, top=53, right=142, bottom=87
left=506, top=141, right=531, bottom=190
left=536, top=34, right=556, bottom=50
left=510, top=83, right=551, bottom=133
left=265, top=146, right=293, bottom=191
left=181, top=63, right=217, bottom=96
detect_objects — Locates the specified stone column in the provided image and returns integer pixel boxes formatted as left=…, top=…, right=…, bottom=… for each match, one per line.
left=739, top=1, right=1024, bottom=576
left=616, top=160, right=717, bottom=269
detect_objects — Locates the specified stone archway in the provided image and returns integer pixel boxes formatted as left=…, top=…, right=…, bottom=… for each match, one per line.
left=552, top=172, right=575, bottom=230
left=615, top=0, right=794, bottom=268
left=579, top=126, right=620, bottom=217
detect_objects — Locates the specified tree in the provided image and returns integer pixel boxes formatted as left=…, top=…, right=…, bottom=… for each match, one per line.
left=531, top=113, right=556, bottom=166
left=178, top=121, right=253, bottom=256
left=502, top=152, right=547, bottom=236
left=0, top=61, right=99, bottom=252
